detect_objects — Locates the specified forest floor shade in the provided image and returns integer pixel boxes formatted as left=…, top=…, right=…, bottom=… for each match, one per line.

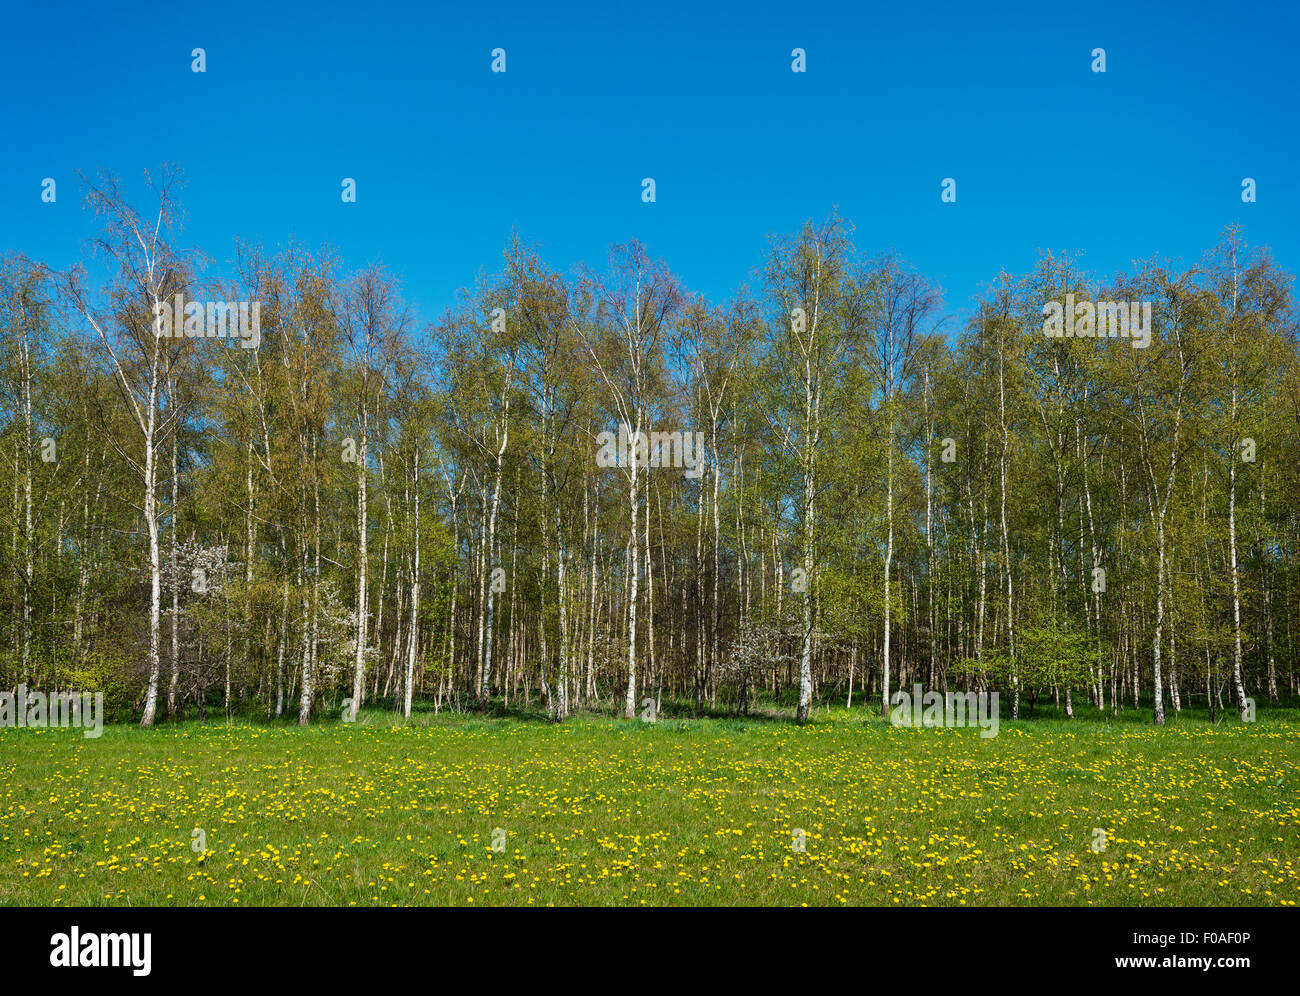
left=1, top=707, right=1297, bottom=907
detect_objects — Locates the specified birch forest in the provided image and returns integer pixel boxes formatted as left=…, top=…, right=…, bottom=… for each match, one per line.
left=3, top=173, right=1298, bottom=729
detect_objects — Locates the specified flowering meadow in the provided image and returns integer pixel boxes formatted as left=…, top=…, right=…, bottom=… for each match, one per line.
left=3, top=710, right=1297, bottom=907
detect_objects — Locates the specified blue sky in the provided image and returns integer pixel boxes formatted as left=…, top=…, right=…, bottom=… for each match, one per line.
left=2, top=0, right=1297, bottom=326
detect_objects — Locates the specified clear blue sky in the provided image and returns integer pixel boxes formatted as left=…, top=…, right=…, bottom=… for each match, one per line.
left=3, top=0, right=1296, bottom=325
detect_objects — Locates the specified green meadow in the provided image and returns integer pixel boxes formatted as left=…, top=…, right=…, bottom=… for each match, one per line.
left=2, top=706, right=1297, bottom=906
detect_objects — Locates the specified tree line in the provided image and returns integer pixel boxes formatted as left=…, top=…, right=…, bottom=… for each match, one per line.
left=2, top=167, right=1298, bottom=727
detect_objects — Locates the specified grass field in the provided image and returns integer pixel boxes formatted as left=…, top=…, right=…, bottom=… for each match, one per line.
left=3, top=704, right=1298, bottom=906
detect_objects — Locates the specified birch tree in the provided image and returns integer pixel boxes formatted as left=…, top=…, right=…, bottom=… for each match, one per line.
left=63, top=168, right=194, bottom=727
